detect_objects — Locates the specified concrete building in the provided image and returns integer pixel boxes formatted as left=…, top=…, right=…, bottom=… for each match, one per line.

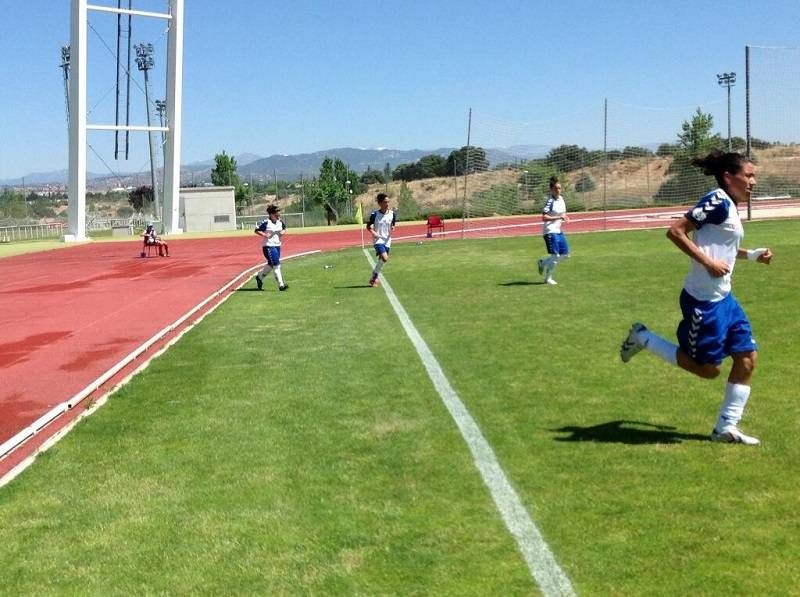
left=179, top=186, right=237, bottom=232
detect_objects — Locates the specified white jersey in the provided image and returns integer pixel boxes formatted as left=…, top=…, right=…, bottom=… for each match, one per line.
left=256, top=218, right=286, bottom=248
left=368, top=209, right=396, bottom=247
left=542, top=195, right=566, bottom=235
left=683, top=188, right=743, bottom=302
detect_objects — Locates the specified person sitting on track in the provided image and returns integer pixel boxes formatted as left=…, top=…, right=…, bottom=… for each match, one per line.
left=142, top=223, right=169, bottom=257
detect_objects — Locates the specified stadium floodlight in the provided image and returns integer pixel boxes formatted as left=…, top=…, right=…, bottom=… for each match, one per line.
left=717, top=72, right=736, bottom=151
left=135, top=43, right=160, bottom=226
left=523, top=170, right=530, bottom=201
left=59, top=46, right=71, bottom=125
left=155, top=99, right=167, bottom=143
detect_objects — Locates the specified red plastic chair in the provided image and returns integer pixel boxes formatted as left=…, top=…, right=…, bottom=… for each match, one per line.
left=426, top=214, right=445, bottom=238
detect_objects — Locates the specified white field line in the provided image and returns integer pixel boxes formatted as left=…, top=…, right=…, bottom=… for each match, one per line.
left=394, top=202, right=799, bottom=242
left=0, top=250, right=320, bottom=487
left=363, top=249, right=575, bottom=596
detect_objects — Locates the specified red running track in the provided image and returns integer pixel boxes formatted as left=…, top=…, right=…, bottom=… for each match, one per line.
left=1, top=201, right=795, bottom=477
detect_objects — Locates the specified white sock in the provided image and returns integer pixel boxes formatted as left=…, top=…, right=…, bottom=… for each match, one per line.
left=715, top=383, right=751, bottom=432
left=259, top=264, right=273, bottom=278
left=545, top=256, right=559, bottom=277
left=274, top=265, right=285, bottom=286
left=641, top=329, right=678, bottom=366
left=372, top=261, right=385, bottom=277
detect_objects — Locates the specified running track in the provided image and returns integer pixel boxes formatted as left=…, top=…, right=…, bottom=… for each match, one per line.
left=1, top=201, right=796, bottom=476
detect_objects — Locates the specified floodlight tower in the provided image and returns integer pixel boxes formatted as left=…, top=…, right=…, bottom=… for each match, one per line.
left=136, top=42, right=160, bottom=224
left=717, top=72, right=736, bottom=151
left=155, top=99, right=167, bottom=145
left=155, top=99, right=167, bottom=196
left=59, top=46, right=71, bottom=126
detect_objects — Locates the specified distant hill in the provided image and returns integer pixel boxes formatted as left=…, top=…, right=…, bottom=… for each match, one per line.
left=1, top=146, right=555, bottom=189
left=239, top=147, right=456, bottom=181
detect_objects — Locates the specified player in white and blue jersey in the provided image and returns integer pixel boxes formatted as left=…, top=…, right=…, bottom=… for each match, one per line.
left=366, top=193, right=396, bottom=287
left=254, top=205, right=288, bottom=291
left=537, top=176, right=570, bottom=285
left=620, top=151, right=773, bottom=445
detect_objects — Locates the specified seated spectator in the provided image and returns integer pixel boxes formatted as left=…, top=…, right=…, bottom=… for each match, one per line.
left=142, top=224, right=169, bottom=256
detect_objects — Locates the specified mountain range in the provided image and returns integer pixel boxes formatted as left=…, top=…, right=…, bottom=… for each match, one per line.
left=1, top=145, right=553, bottom=189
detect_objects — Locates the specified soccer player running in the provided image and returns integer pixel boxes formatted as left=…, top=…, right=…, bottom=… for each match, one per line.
left=620, top=150, right=773, bottom=445
left=366, top=192, right=396, bottom=287
left=537, top=176, right=570, bottom=285
left=254, top=204, right=289, bottom=291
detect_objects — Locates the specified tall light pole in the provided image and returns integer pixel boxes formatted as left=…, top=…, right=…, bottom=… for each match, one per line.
left=155, top=99, right=167, bottom=196
left=135, top=42, right=160, bottom=225
left=717, top=72, right=736, bottom=151
left=155, top=99, right=167, bottom=144
left=523, top=170, right=530, bottom=201
left=59, top=46, right=70, bottom=128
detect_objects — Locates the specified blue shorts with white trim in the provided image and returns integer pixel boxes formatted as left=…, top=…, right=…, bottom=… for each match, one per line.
left=262, top=246, right=281, bottom=266
left=676, top=290, right=757, bottom=365
left=543, top=233, right=569, bottom=256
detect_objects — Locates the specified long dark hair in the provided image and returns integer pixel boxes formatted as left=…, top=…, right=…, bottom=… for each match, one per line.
left=692, top=150, right=752, bottom=188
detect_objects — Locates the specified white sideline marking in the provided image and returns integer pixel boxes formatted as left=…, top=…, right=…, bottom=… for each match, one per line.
left=363, top=250, right=575, bottom=596
left=0, top=250, right=321, bottom=488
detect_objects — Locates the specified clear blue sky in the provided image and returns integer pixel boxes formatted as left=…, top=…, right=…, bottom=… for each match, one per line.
left=2, top=0, right=800, bottom=180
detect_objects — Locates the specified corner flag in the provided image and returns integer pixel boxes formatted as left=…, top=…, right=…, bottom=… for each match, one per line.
left=355, top=201, right=363, bottom=225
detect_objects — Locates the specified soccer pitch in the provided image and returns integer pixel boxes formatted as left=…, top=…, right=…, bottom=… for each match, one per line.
left=1, top=221, right=798, bottom=594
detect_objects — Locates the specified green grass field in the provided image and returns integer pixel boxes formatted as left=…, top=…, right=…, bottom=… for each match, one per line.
left=1, top=221, right=798, bottom=595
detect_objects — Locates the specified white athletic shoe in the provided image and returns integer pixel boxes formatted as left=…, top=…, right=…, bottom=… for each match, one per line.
left=545, top=277, right=558, bottom=285
left=537, top=259, right=545, bottom=276
left=620, top=322, right=647, bottom=363
left=711, top=427, right=761, bottom=445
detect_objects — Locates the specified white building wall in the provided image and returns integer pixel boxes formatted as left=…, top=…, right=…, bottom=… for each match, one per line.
left=179, top=187, right=237, bottom=232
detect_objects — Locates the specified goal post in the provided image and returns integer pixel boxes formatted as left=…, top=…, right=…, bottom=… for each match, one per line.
left=745, top=45, right=800, bottom=210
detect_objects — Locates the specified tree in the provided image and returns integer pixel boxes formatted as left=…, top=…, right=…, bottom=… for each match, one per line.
left=656, top=143, right=678, bottom=157
left=545, top=145, right=591, bottom=172
left=307, top=157, right=362, bottom=222
left=446, top=146, right=489, bottom=176
left=417, top=154, right=448, bottom=178
left=517, top=162, right=562, bottom=200
left=654, top=108, right=722, bottom=204
left=622, top=146, right=653, bottom=158
left=360, top=167, right=385, bottom=185
left=676, top=108, right=722, bottom=156
left=128, top=185, right=153, bottom=211
left=392, top=162, right=422, bottom=182
left=211, top=150, right=255, bottom=209
left=574, top=173, right=596, bottom=193
left=236, top=183, right=253, bottom=208
left=210, top=150, right=240, bottom=187
left=0, top=189, right=27, bottom=219
left=397, top=182, right=420, bottom=219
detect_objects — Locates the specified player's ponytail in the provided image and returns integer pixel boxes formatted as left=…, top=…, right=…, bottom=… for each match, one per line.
left=692, top=150, right=751, bottom=187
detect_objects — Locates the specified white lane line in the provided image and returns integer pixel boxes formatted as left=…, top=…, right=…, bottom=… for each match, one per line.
left=0, top=250, right=320, bottom=487
left=363, top=249, right=575, bottom=596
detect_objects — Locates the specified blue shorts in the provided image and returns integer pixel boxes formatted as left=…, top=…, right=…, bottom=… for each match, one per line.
left=262, top=246, right=281, bottom=266
left=544, top=233, right=569, bottom=256
left=676, top=290, right=757, bottom=365
left=374, top=244, right=390, bottom=257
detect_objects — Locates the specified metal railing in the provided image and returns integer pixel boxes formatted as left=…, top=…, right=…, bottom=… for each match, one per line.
left=237, top=212, right=305, bottom=230
left=0, top=222, right=67, bottom=242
